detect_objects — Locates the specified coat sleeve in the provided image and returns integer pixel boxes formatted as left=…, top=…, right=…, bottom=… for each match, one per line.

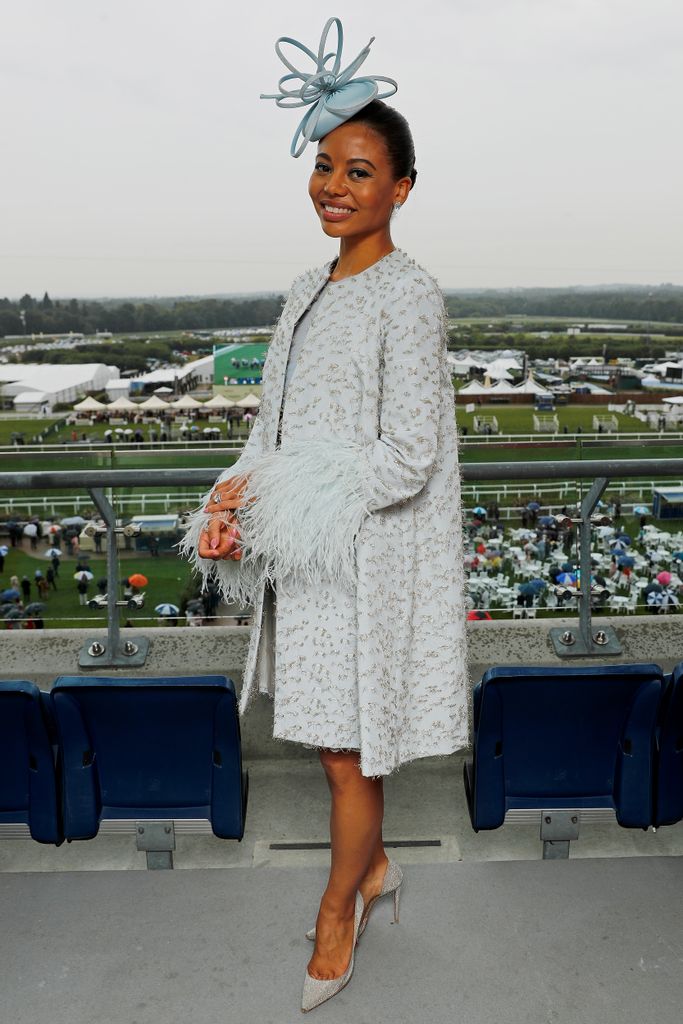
left=176, top=413, right=267, bottom=606
left=233, top=274, right=447, bottom=589
left=357, top=274, right=446, bottom=511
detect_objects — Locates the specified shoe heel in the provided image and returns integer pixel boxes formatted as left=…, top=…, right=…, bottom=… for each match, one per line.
left=393, top=882, right=401, bottom=923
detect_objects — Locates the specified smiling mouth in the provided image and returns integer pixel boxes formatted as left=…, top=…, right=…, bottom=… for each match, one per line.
left=321, top=203, right=355, bottom=215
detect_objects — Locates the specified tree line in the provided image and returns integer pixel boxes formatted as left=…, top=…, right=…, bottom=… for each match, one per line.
left=2, top=285, right=683, bottom=340
left=0, top=292, right=286, bottom=338
left=444, top=285, right=683, bottom=324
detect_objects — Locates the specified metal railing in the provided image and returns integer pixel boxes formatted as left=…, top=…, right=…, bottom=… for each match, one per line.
left=1, top=455, right=683, bottom=666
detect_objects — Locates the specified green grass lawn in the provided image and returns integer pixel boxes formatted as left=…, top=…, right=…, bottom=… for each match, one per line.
left=1, top=546, right=196, bottom=629
left=0, top=417, right=67, bottom=444
left=455, top=404, right=649, bottom=435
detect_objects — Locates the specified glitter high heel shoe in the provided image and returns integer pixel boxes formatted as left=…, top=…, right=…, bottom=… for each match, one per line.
left=301, top=890, right=364, bottom=1013
left=305, top=859, right=403, bottom=942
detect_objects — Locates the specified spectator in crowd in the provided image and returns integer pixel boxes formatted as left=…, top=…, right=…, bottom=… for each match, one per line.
left=46, top=566, right=57, bottom=591
left=76, top=577, right=89, bottom=605
left=21, top=576, right=31, bottom=600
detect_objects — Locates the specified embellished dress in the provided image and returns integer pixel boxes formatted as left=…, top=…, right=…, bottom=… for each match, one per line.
left=180, top=249, right=469, bottom=778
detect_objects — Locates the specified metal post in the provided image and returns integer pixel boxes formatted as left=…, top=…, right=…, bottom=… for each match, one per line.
left=578, top=477, right=608, bottom=651
left=90, top=486, right=120, bottom=658
left=550, top=476, right=622, bottom=656
left=78, top=487, right=150, bottom=667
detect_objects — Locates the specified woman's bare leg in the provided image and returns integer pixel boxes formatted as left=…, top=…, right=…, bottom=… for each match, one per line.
left=307, top=749, right=389, bottom=980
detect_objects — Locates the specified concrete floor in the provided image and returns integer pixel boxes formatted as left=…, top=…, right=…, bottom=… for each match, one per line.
left=2, top=857, right=682, bottom=1024
left=2, top=753, right=682, bottom=873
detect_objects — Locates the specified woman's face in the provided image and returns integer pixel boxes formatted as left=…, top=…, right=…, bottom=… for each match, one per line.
left=308, top=121, right=410, bottom=240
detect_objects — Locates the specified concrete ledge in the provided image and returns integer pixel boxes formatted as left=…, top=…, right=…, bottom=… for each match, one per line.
left=3, top=616, right=682, bottom=760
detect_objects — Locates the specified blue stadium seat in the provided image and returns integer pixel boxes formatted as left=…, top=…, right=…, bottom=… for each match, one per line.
left=0, top=680, right=62, bottom=844
left=51, top=675, right=248, bottom=842
left=654, top=662, right=683, bottom=827
left=464, top=664, right=664, bottom=833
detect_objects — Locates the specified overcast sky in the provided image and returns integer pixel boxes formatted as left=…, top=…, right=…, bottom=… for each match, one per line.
left=2, top=0, right=682, bottom=298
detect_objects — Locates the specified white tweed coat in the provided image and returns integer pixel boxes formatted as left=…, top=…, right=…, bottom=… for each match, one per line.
left=181, top=248, right=468, bottom=777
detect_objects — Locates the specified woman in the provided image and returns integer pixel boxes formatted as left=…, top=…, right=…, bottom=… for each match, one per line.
left=180, top=19, right=467, bottom=1012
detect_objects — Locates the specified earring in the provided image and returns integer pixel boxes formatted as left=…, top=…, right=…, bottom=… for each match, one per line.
left=393, top=202, right=402, bottom=214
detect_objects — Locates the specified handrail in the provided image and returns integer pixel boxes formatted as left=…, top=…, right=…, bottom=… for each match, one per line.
left=2, top=458, right=682, bottom=666
left=2, top=458, right=683, bottom=490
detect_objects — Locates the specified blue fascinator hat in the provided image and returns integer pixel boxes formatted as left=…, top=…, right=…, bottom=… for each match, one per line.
left=260, top=17, right=398, bottom=158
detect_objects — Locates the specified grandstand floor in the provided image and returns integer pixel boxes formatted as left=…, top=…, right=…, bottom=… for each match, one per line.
left=2, top=856, right=681, bottom=1024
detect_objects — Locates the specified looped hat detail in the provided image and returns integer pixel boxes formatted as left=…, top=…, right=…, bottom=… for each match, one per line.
left=260, top=17, right=398, bottom=157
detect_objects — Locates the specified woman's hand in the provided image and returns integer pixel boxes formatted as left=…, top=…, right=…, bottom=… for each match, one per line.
left=198, top=473, right=251, bottom=561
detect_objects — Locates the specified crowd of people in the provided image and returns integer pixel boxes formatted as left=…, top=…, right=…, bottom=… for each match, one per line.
left=464, top=497, right=683, bottom=617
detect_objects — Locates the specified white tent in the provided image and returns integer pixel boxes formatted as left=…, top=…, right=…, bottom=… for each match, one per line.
left=107, top=396, right=138, bottom=411
left=513, top=374, right=552, bottom=396
left=73, top=396, right=108, bottom=412
left=662, top=396, right=683, bottom=405
left=486, top=367, right=514, bottom=382
left=488, top=379, right=518, bottom=394
left=458, top=379, right=496, bottom=396
left=486, top=357, right=521, bottom=373
left=458, top=353, right=489, bottom=369
left=234, top=393, right=261, bottom=408
left=171, top=394, right=203, bottom=410
left=139, top=395, right=171, bottom=411
left=203, top=393, right=235, bottom=409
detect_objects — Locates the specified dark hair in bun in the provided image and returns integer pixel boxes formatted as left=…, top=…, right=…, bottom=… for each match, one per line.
left=345, top=100, right=417, bottom=189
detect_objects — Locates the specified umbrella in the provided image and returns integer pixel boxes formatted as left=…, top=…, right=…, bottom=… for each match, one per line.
left=526, top=501, right=541, bottom=511
left=674, top=552, right=683, bottom=562
left=61, top=516, right=87, bottom=526
left=528, top=578, right=547, bottom=592
left=185, top=599, right=204, bottom=612
left=467, top=610, right=492, bottom=621
left=472, top=506, right=487, bottom=517
left=647, top=590, right=664, bottom=607
left=656, top=570, right=672, bottom=586
left=518, top=583, right=537, bottom=598
left=0, top=545, right=8, bottom=556
left=609, top=539, right=629, bottom=552
left=1, top=588, right=20, bottom=601
left=4, top=607, right=23, bottom=620
left=128, top=573, right=149, bottom=588
left=538, top=515, right=555, bottom=527
left=155, top=603, right=180, bottom=616
left=73, top=570, right=94, bottom=582
left=618, top=555, right=636, bottom=568
left=23, top=523, right=38, bottom=537
left=561, top=561, right=575, bottom=572
left=644, top=582, right=663, bottom=596
left=24, top=602, right=45, bottom=615
left=44, top=547, right=62, bottom=557
left=633, top=505, right=650, bottom=516
left=0, top=603, right=18, bottom=617
left=557, top=572, right=577, bottom=586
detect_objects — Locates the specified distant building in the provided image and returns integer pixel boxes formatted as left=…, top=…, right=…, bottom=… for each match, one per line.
left=106, top=355, right=215, bottom=399
left=0, top=363, right=119, bottom=412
